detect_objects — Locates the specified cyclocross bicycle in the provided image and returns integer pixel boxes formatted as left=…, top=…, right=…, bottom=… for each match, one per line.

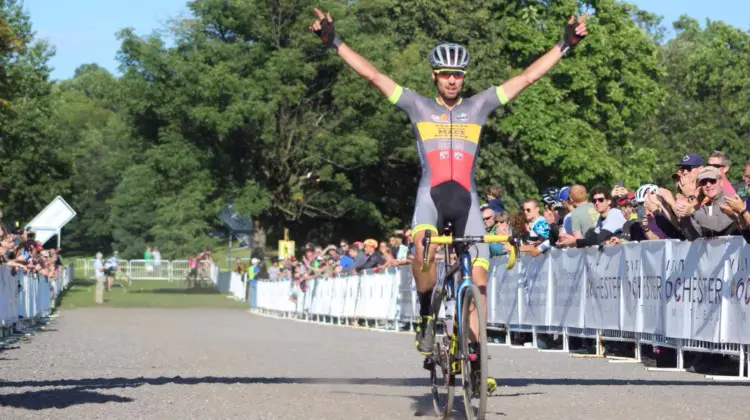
left=421, top=223, right=517, bottom=420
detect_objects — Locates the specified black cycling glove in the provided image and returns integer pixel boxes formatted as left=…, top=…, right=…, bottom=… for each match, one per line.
left=559, top=18, right=584, bottom=54
left=315, top=18, right=343, bottom=50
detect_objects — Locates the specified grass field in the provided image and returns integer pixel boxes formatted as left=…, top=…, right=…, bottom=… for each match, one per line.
left=57, top=279, right=249, bottom=310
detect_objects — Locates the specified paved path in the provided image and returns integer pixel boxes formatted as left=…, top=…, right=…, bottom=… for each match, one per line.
left=0, top=308, right=747, bottom=419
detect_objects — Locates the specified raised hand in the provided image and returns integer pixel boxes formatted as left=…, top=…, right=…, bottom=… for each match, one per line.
left=309, top=7, right=341, bottom=49
left=563, top=13, right=589, bottom=47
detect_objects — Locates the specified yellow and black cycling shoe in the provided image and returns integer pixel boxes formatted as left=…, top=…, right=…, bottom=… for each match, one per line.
left=414, top=315, right=436, bottom=355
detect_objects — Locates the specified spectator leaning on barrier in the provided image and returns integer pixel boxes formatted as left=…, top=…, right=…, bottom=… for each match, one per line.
left=378, top=241, right=395, bottom=267
left=267, top=260, right=279, bottom=280
left=556, top=186, right=574, bottom=235
left=540, top=187, right=564, bottom=247
left=388, top=232, right=409, bottom=262
left=678, top=166, right=738, bottom=239
left=234, top=258, right=247, bottom=281
left=488, top=211, right=510, bottom=257
left=559, top=186, right=626, bottom=247
left=338, top=246, right=355, bottom=272
left=521, top=199, right=551, bottom=256
left=481, top=205, right=502, bottom=257
left=354, top=239, right=386, bottom=273
left=719, top=194, right=750, bottom=239
left=568, top=184, right=598, bottom=239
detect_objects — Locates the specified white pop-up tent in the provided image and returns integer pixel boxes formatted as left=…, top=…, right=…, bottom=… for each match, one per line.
left=25, top=196, right=77, bottom=247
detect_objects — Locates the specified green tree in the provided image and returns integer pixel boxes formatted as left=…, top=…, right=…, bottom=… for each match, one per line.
left=0, top=0, right=72, bottom=227
left=52, top=64, right=137, bottom=253
left=645, top=16, right=750, bottom=184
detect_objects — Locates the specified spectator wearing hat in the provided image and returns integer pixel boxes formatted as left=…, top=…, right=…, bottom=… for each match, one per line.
left=609, top=192, right=652, bottom=243
left=679, top=166, right=738, bottom=239
left=674, top=152, right=703, bottom=199
left=676, top=152, right=704, bottom=174
left=556, top=186, right=574, bottom=235
left=354, top=238, right=386, bottom=273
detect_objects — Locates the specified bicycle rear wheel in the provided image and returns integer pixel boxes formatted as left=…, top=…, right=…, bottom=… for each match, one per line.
left=459, top=283, right=488, bottom=420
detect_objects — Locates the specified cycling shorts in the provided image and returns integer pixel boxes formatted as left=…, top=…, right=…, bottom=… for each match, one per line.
left=411, top=180, right=489, bottom=271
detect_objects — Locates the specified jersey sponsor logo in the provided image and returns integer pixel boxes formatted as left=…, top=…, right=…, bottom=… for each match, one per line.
left=416, top=122, right=481, bottom=143
left=436, top=140, right=464, bottom=150
left=439, top=151, right=449, bottom=160
left=431, top=113, right=449, bottom=122
left=454, top=151, right=464, bottom=160
left=456, top=112, right=469, bottom=122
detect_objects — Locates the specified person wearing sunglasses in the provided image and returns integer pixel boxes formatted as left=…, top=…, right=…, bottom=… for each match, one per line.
left=678, top=166, right=738, bottom=239
left=309, top=6, right=588, bottom=357
left=707, top=151, right=737, bottom=196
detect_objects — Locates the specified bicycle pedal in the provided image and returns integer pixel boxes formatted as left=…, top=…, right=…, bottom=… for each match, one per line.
left=423, top=357, right=435, bottom=371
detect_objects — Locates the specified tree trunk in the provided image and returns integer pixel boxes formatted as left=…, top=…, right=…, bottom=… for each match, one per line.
left=252, top=220, right=267, bottom=258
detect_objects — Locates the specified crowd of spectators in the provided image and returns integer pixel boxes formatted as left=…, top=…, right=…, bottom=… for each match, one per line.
left=490, top=151, right=750, bottom=257
left=0, top=215, right=66, bottom=297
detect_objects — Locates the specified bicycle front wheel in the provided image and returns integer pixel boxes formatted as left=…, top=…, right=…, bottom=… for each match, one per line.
left=459, top=283, right=488, bottom=420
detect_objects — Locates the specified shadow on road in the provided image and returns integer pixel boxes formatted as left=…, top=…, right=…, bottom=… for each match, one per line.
left=1, top=374, right=745, bottom=411
left=2, top=375, right=748, bottom=390
left=0, top=387, right=134, bottom=410
left=331, top=389, right=522, bottom=418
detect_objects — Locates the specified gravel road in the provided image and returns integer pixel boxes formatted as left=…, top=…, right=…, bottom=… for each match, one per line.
left=0, top=308, right=747, bottom=420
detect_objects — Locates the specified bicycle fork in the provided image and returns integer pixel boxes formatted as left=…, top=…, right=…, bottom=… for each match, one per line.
left=449, top=250, right=474, bottom=374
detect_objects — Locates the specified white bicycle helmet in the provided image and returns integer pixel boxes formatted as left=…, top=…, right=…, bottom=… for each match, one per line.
left=635, top=184, right=658, bottom=203
left=429, top=43, right=470, bottom=69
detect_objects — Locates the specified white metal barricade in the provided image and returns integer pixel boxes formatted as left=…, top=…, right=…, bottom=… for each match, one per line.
left=251, top=237, right=750, bottom=380
left=1, top=266, right=73, bottom=338
left=77, top=258, right=210, bottom=282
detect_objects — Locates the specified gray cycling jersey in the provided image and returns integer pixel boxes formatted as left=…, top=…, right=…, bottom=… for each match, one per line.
left=388, top=85, right=509, bottom=192
left=388, top=84, right=510, bottom=269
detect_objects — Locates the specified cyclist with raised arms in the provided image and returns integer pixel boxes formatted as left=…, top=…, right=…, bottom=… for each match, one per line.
left=309, top=6, right=588, bottom=390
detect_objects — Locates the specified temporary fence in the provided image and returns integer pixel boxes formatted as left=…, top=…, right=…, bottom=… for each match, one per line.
left=76, top=258, right=217, bottom=283
left=0, top=265, right=73, bottom=338
left=250, top=236, right=750, bottom=380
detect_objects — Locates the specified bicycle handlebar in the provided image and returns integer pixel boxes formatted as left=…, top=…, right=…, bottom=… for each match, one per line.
left=419, top=232, right=519, bottom=270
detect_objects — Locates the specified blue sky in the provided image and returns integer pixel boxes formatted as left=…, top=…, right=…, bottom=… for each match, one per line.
left=22, top=0, right=750, bottom=81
